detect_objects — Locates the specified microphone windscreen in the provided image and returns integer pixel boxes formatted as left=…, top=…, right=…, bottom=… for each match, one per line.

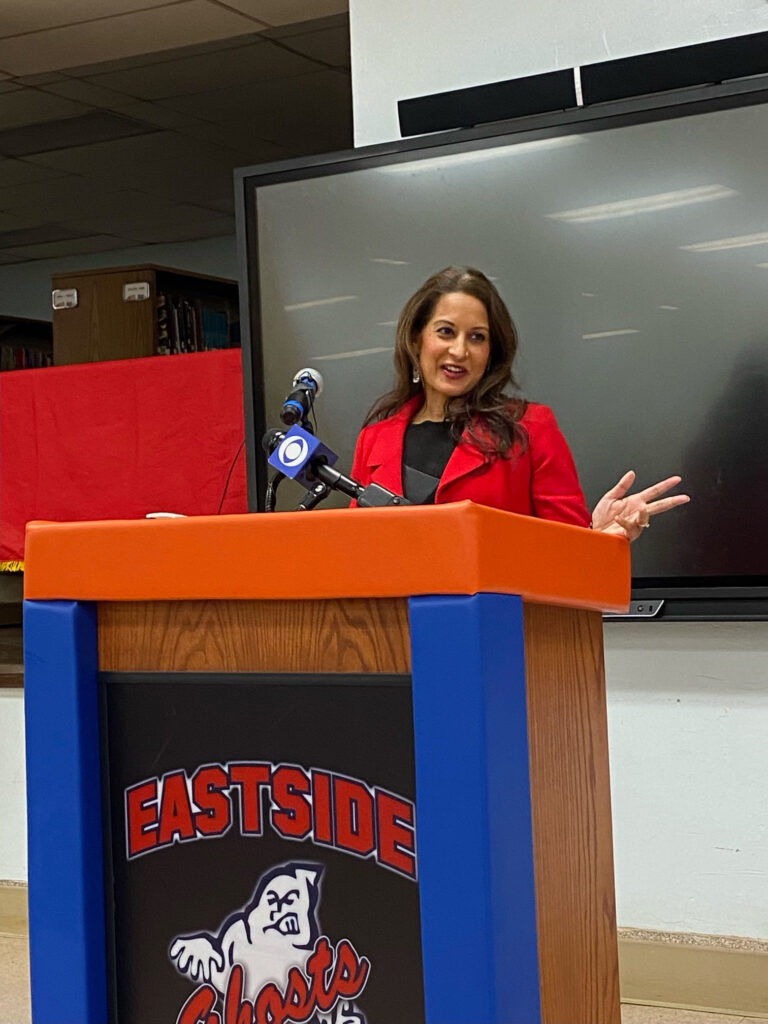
left=261, top=428, right=284, bottom=454
left=292, top=367, right=324, bottom=395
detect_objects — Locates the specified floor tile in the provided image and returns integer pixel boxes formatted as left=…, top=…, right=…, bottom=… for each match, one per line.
left=0, top=934, right=31, bottom=1024
left=622, top=1004, right=746, bottom=1023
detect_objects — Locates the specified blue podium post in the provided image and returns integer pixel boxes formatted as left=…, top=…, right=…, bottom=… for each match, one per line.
left=23, top=502, right=629, bottom=1024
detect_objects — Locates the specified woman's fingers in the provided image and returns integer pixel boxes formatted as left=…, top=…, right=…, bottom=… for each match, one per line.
left=647, top=493, right=691, bottom=517
left=603, top=469, right=636, bottom=500
left=638, top=475, right=684, bottom=501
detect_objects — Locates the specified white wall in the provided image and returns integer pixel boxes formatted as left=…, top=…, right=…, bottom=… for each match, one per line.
left=350, top=0, right=768, bottom=147
left=349, top=0, right=768, bottom=938
left=0, top=234, right=238, bottom=322
left=606, top=623, right=768, bottom=937
left=0, top=690, right=27, bottom=882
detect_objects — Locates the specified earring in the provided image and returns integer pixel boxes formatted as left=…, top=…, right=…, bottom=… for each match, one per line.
left=412, top=365, right=421, bottom=384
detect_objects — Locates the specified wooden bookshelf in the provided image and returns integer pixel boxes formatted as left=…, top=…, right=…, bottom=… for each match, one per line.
left=0, top=315, right=53, bottom=372
left=51, top=264, right=239, bottom=366
left=0, top=568, right=23, bottom=686
left=0, top=625, right=23, bottom=687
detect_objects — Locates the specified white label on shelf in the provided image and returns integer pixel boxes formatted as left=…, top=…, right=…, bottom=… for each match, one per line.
left=51, top=288, right=78, bottom=309
left=123, top=282, right=151, bottom=302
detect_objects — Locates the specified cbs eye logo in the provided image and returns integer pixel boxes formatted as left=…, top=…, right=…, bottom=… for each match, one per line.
left=278, top=436, right=309, bottom=468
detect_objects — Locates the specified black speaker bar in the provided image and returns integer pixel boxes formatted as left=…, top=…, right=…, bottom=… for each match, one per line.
left=582, top=29, right=768, bottom=104
left=398, top=30, right=768, bottom=137
left=398, top=69, right=576, bottom=138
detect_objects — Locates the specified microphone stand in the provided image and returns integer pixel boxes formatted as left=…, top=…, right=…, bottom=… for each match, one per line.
left=296, top=480, right=332, bottom=511
left=265, top=470, right=286, bottom=513
left=309, top=460, right=410, bottom=508
left=262, top=424, right=410, bottom=512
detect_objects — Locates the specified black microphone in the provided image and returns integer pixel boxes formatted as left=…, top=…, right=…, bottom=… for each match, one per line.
left=262, top=424, right=410, bottom=508
left=280, top=367, right=324, bottom=426
left=262, top=427, right=285, bottom=455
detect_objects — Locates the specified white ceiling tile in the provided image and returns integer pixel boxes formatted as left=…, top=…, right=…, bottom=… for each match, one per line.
left=24, top=132, right=246, bottom=205
left=262, top=12, right=346, bottom=38
left=2, top=234, right=137, bottom=260
left=221, top=0, right=347, bottom=27
left=0, top=178, right=148, bottom=219
left=0, top=158, right=72, bottom=188
left=118, top=211, right=236, bottom=244
left=0, top=1, right=179, bottom=37
left=24, top=131, right=241, bottom=177
left=63, top=190, right=189, bottom=227
left=0, top=88, right=91, bottom=130
left=195, top=194, right=235, bottom=214
left=36, top=79, right=142, bottom=110
left=0, top=220, right=82, bottom=244
left=55, top=189, right=235, bottom=241
left=0, top=110, right=160, bottom=157
left=170, top=122, right=289, bottom=163
left=13, top=72, right=66, bottom=86
left=0, top=1, right=263, bottom=76
left=106, top=101, right=203, bottom=129
left=161, top=69, right=352, bottom=140
left=85, top=40, right=319, bottom=100
left=275, top=24, right=349, bottom=66
left=0, top=209, right=37, bottom=232
left=63, top=31, right=265, bottom=78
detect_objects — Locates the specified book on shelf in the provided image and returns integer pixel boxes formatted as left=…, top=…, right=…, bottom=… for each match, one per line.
left=0, top=346, right=53, bottom=371
left=156, top=293, right=236, bottom=355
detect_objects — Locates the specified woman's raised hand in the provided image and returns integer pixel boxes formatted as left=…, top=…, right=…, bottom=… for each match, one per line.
left=591, top=470, right=690, bottom=542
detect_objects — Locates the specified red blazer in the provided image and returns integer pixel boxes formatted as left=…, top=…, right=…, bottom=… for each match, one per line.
left=350, top=396, right=590, bottom=527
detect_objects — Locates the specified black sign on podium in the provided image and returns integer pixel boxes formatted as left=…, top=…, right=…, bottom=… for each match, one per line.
left=101, top=672, right=426, bottom=1024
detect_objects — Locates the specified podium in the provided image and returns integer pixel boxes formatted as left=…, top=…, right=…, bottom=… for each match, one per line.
left=23, top=501, right=630, bottom=1024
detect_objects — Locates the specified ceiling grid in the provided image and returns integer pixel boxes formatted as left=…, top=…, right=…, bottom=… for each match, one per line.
left=0, top=0, right=350, bottom=263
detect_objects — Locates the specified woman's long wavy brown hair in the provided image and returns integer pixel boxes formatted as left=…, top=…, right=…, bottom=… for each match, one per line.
left=364, top=266, right=527, bottom=455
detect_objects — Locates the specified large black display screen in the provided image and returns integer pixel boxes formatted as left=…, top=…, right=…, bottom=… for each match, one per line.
left=238, top=91, right=768, bottom=605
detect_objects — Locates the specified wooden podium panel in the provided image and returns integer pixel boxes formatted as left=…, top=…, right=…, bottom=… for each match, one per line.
left=98, top=598, right=411, bottom=674
left=525, top=603, right=620, bottom=1024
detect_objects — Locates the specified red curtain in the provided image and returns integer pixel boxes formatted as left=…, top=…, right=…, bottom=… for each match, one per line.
left=0, top=349, right=248, bottom=567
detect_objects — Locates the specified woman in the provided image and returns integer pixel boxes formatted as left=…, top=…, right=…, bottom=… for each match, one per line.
left=351, top=266, right=689, bottom=538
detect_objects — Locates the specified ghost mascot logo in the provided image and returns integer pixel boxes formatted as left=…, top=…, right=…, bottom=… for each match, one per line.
left=171, top=861, right=370, bottom=1024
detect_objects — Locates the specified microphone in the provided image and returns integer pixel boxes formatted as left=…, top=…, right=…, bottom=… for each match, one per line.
left=262, top=428, right=284, bottom=456
left=262, top=424, right=410, bottom=509
left=280, top=367, right=324, bottom=426
left=266, top=424, right=338, bottom=490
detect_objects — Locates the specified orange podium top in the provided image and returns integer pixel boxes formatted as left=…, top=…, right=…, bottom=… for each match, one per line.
left=24, top=501, right=630, bottom=612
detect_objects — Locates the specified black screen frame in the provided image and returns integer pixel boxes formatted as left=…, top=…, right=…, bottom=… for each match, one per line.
left=234, top=77, right=768, bottom=621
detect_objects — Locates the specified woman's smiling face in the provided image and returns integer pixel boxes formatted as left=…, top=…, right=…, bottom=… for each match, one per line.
left=416, top=292, right=491, bottom=413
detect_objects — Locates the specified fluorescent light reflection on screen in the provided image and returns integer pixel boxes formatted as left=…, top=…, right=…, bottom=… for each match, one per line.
left=370, top=258, right=409, bottom=265
left=680, top=231, right=768, bottom=252
left=284, top=295, right=357, bottom=311
left=378, top=135, right=583, bottom=175
left=311, top=346, right=393, bottom=361
left=548, top=184, right=736, bottom=223
left=582, top=329, right=640, bottom=339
